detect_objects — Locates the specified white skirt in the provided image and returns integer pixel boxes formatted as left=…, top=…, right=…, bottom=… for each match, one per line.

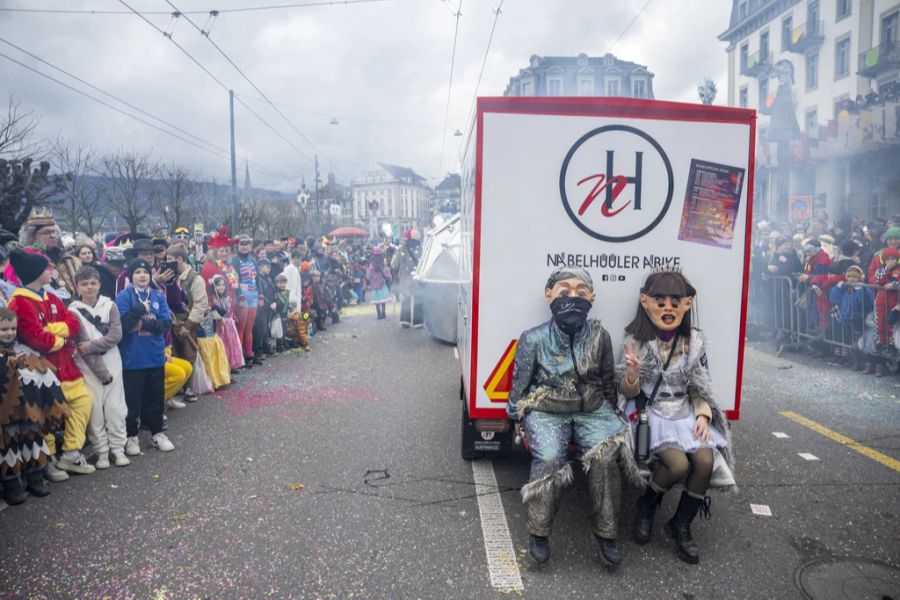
left=626, top=399, right=727, bottom=455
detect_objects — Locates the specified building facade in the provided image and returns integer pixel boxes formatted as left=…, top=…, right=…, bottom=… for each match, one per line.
left=351, top=162, right=431, bottom=234
left=503, top=53, right=655, bottom=98
left=431, top=173, right=461, bottom=218
left=719, top=0, right=900, bottom=223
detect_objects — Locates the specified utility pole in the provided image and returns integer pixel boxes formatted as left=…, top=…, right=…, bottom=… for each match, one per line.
left=229, top=89, right=238, bottom=232
left=314, top=154, right=320, bottom=232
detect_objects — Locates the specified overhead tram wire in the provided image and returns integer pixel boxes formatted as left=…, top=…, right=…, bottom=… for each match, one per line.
left=0, top=37, right=222, bottom=156
left=605, top=0, right=654, bottom=55
left=460, top=0, right=504, bottom=157
left=233, top=96, right=314, bottom=165
left=0, top=49, right=293, bottom=181
left=165, top=0, right=323, bottom=165
left=0, top=1, right=389, bottom=16
left=117, top=0, right=314, bottom=172
left=0, top=50, right=224, bottom=161
left=437, top=0, right=463, bottom=180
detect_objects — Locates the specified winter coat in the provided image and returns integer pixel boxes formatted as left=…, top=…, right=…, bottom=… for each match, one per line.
left=8, top=287, right=82, bottom=382
left=116, top=285, right=171, bottom=370
left=829, top=283, right=875, bottom=322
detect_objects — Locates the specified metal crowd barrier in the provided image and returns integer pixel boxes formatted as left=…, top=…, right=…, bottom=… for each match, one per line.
left=749, top=274, right=896, bottom=360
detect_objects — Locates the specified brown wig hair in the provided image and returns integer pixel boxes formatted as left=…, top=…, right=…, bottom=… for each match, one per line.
left=74, top=265, right=101, bottom=285
left=167, top=243, right=189, bottom=262
left=624, top=271, right=697, bottom=342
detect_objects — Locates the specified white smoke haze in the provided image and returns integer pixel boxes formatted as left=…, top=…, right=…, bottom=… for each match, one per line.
left=0, top=0, right=729, bottom=191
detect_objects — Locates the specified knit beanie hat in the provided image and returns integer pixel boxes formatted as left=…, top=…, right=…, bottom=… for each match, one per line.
left=127, top=258, right=152, bottom=277
left=845, top=265, right=864, bottom=276
left=883, top=226, right=900, bottom=242
left=9, top=249, right=49, bottom=285
left=882, top=247, right=900, bottom=260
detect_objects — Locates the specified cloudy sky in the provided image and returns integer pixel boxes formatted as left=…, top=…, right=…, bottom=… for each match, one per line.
left=0, top=0, right=732, bottom=192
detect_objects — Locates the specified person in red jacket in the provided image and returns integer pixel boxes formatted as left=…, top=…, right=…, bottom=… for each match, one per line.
left=872, top=247, right=900, bottom=359
left=7, top=250, right=95, bottom=479
left=866, top=226, right=900, bottom=284
left=797, top=239, right=833, bottom=331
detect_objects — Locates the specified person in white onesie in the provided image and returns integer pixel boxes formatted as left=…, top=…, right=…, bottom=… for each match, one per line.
left=70, top=266, right=129, bottom=469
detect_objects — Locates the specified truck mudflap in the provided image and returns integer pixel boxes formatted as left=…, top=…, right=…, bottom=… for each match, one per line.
left=461, top=388, right=514, bottom=460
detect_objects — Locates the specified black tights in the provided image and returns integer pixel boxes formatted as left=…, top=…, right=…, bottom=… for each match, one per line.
left=651, top=447, right=713, bottom=495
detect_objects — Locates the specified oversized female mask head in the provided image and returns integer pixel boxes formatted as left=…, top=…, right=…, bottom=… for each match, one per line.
left=638, top=271, right=696, bottom=331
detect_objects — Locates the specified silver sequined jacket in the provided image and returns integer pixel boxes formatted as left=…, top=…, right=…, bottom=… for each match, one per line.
left=506, top=318, right=616, bottom=420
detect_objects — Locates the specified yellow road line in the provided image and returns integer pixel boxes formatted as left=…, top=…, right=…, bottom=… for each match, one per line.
left=780, top=411, right=900, bottom=473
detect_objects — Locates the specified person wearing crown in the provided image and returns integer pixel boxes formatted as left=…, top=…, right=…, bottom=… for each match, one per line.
left=507, top=266, right=640, bottom=567
left=15, top=208, right=80, bottom=302
left=618, top=270, right=735, bottom=565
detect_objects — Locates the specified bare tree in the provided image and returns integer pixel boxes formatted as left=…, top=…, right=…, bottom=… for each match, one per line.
left=51, top=140, right=106, bottom=237
left=238, top=192, right=267, bottom=237
left=0, top=96, right=44, bottom=160
left=158, top=164, right=197, bottom=232
left=99, top=149, right=159, bottom=234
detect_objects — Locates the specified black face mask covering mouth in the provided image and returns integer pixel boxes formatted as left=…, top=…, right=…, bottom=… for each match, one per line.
left=550, top=296, right=592, bottom=337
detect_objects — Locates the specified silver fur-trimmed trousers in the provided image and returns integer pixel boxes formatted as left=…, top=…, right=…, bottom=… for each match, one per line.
left=521, top=408, right=629, bottom=539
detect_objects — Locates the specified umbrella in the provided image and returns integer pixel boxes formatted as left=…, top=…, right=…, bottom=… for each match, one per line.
left=328, top=226, right=369, bottom=238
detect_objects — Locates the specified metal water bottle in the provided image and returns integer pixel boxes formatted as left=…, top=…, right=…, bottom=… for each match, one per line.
left=635, top=410, right=650, bottom=461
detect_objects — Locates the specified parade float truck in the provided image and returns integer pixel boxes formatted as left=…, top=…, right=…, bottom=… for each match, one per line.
left=457, top=96, right=755, bottom=460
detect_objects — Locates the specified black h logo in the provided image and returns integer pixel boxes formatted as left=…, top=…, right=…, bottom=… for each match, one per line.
left=604, top=150, right=643, bottom=210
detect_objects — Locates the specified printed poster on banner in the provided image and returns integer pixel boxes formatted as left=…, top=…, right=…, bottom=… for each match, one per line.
left=460, top=97, right=755, bottom=421
left=789, top=195, right=813, bottom=223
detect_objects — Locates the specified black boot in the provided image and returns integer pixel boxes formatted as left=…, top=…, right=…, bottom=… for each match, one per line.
left=635, top=486, right=664, bottom=544
left=1, top=476, right=26, bottom=505
left=528, top=534, right=550, bottom=563
left=24, top=467, right=50, bottom=497
left=666, top=491, right=710, bottom=564
left=595, top=536, right=622, bottom=565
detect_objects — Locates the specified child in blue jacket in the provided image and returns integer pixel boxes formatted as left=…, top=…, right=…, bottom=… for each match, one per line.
left=828, top=265, right=875, bottom=370
left=116, top=258, right=175, bottom=455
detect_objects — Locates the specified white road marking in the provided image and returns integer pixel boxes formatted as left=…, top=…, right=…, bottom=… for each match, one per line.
left=453, top=346, right=459, bottom=360
left=772, top=432, right=790, bottom=438
left=471, top=460, right=524, bottom=594
left=798, top=452, right=819, bottom=461
left=750, top=504, right=772, bottom=516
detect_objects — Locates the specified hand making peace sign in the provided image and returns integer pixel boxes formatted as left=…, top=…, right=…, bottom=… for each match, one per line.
left=623, top=339, right=641, bottom=382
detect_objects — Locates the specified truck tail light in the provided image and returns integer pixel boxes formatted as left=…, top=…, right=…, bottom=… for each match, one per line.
left=474, top=419, right=511, bottom=433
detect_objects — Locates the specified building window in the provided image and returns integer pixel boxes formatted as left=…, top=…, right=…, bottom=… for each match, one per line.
left=782, top=16, right=792, bottom=51
left=632, top=79, right=646, bottom=98
left=606, top=79, right=620, bottom=96
left=883, top=11, right=898, bottom=46
left=808, top=0, right=819, bottom=24
left=834, top=95, right=850, bottom=118
left=547, top=78, right=562, bottom=96
left=740, top=43, right=749, bottom=70
left=835, top=35, right=850, bottom=79
left=521, top=80, right=533, bottom=96
left=836, top=0, right=851, bottom=20
left=760, top=30, right=769, bottom=60
left=739, top=1, right=747, bottom=19
left=806, top=51, right=818, bottom=90
left=739, top=85, right=749, bottom=108
left=759, top=77, right=769, bottom=108
left=578, top=77, right=593, bottom=96
left=805, top=108, right=818, bottom=132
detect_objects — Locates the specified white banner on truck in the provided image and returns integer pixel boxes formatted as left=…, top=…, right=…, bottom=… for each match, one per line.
left=459, top=98, right=755, bottom=420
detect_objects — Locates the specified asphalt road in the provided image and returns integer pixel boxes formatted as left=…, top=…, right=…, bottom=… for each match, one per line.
left=0, top=305, right=897, bottom=599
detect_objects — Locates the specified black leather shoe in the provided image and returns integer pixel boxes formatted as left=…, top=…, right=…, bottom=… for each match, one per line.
left=2, top=477, right=26, bottom=505
left=635, top=487, right=664, bottom=544
left=596, top=536, right=622, bottom=565
left=666, top=491, right=709, bottom=565
left=24, top=469, right=50, bottom=497
left=528, top=534, right=550, bottom=563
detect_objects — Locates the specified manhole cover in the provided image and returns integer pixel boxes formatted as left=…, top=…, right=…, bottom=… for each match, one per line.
left=795, top=557, right=900, bottom=600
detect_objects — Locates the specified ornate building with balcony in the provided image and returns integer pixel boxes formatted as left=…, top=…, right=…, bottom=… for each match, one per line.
left=503, top=53, right=655, bottom=98
left=720, top=0, right=900, bottom=223
left=351, top=162, right=431, bottom=234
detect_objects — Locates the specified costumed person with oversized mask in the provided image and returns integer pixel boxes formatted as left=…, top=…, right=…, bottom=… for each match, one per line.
left=618, top=270, right=736, bottom=565
left=507, top=266, right=639, bottom=566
